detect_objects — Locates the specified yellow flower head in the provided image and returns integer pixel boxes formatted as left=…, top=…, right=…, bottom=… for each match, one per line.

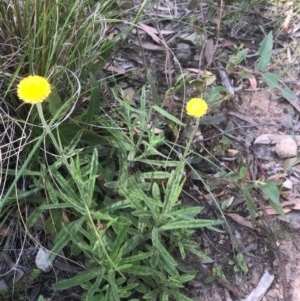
left=186, top=98, right=208, bottom=118
left=17, top=75, right=51, bottom=104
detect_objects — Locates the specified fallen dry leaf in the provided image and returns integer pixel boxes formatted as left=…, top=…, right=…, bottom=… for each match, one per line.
left=248, top=76, right=257, bottom=91
left=227, top=213, right=254, bottom=229
left=129, top=38, right=164, bottom=51
left=0, top=227, right=14, bottom=237
left=204, top=38, right=215, bottom=65
left=283, top=10, right=293, bottom=35
left=138, top=23, right=174, bottom=44
left=263, top=199, right=300, bottom=215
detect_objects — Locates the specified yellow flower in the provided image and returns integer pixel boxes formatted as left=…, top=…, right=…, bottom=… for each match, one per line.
left=17, top=75, right=51, bottom=104
left=186, top=98, right=208, bottom=118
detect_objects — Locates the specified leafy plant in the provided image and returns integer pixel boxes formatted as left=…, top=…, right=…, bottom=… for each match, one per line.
left=16, top=81, right=220, bottom=301
left=230, top=31, right=297, bottom=103
left=228, top=253, right=248, bottom=273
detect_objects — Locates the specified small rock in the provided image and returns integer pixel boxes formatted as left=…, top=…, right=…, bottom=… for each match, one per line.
left=35, top=248, right=54, bottom=272
left=227, top=148, right=239, bottom=157
left=275, top=136, right=297, bottom=158
left=282, top=179, right=293, bottom=190
left=175, top=43, right=192, bottom=62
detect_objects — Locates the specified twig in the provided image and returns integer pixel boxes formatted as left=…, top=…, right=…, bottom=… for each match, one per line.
left=242, top=270, right=274, bottom=301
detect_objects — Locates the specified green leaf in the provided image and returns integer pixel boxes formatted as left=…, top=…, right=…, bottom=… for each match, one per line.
left=280, top=86, right=298, bottom=102
left=46, top=88, right=62, bottom=117
left=170, top=290, right=194, bottom=301
left=26, top=207, right=42, bottom=229
left=120, top=252, right=152, bottom=264
left=176, top=273, right=196, bottom=283
left=255, top=32, right=273, bottom=71
left=53, top=268, right=100, bottom=290
left=161, top=290, right=169, bottom=301
left=155, top=240, right=178, bottom=276
left=262, top=72, right=279, bottom=89
left=137, top=171, right=171, bottom=179
left=107, top=270, right=120, bottom=301
left=163, top=162, right=185, bottom=213
left=240, top=184, right=257, bottom=224
left=152, top=105, right=185, bottom=126
left=172, top=206, right=203, bottom=218
left=120, top=265, right=155, bottom=276
left=151, top=227, right=159, bottom=247
left=150, top=248, right=159, bottom=268
left=257, top=182, right=284, bottom=215
left=84, top=73, right=101, bottom=123
left=133, top=159, right=180, bottom=167
left=160, top=219, right=215, bottom=231
left=111, top=223, right=129, bottom=260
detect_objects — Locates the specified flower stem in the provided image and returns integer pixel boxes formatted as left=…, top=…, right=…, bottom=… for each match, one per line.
left=36, top=103, right=62, bottom=154
left=183, top=118, right=200, bottom=159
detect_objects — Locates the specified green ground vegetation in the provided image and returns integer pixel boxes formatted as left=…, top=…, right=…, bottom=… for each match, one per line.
left=0, top=0, right=292, bottom=300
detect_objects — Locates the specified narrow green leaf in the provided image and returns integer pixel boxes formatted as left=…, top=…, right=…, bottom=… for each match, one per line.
left=156, top=240, right=178, bottom=276
left=147, top=70, right=159, bottom=105
left=137, top=171, right=171, bottom=179
left=172, top=206, right=203, bottom=218
left=53, top=268, right=100, bottom=290
left=161, top=290, right=169, bottom=301
left=176, top=272, right=196, bottom=283
left=163, top=162, right=185, bottom=213
left=46, top=88, right=62, bottom=117
left=111, top=224, right=129, bottom=260
left=170, top=290, right=194, bottom=301
left=108, top=270, right=120, bottom=301
left=85, top=272, right=105, bottom=300
left=120, top=252, right=152, bottom=264
left=120, top=265, right=154, bottom=276
left=39, top=203, right=75, bottom=210
left=150, top=248, right=159, bottom=268
left=160, top=219, right=215, bottom=231
left=50, top=228, right=70, bottom=259
left=240, top=184, right=257, bottom=224
left=280, top=86, right=298, bottom=102
left=26, top=207, right=42, bottom=229
left=255, top=32, right=273, bottom=71
left=152, top=182, right=163, bottom=204
left=133, top=159, right=180, bottom=167
left=84, top=73, right=101, bottom=123
left=152, top=105, right=185, bottom=126
left=151, top=227, right=159, bottom=247
left=262, top=72, right=279, bottom=89
left=86, top=148, right=99, bottom=207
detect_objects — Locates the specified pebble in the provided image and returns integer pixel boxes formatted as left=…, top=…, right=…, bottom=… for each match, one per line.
left=35, top=248, right=54, bottom=272
left=275, top=136, right=297, bottom=158
left=282, top=179, right=293, bottom=190
left=175, top=43, right=192, bottom=62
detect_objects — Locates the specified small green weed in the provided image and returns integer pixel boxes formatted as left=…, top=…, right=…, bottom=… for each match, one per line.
left=228, top=253, right=248, bottom=273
